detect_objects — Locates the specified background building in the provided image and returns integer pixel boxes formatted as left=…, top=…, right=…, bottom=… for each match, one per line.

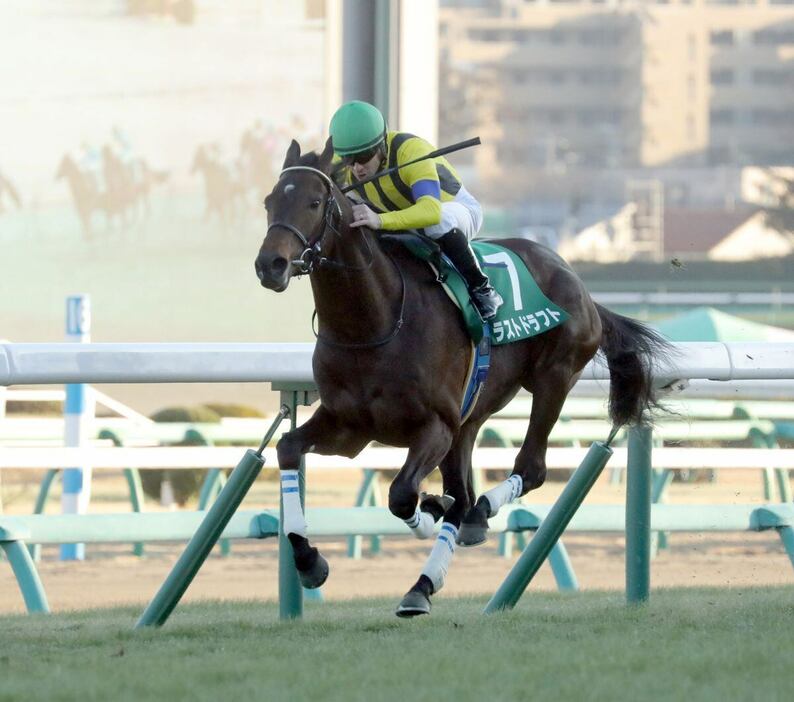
left=439, top=0, right=794, bottom=252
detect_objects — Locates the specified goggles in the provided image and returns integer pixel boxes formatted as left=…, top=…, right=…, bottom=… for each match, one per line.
left=342, top=146, right=381, bottom=166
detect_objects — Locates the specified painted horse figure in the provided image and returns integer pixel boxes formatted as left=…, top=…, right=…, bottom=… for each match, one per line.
left=254, top=138, right=674, bottom=617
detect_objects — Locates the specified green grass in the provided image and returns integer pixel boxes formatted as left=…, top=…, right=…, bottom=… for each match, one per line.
left=2, top=588, right=793, bottom=701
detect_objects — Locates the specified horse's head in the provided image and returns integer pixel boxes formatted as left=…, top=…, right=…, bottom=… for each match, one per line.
left=254, top=137, right=339, bottom=292
left=55, top=155, right=75, bottom=181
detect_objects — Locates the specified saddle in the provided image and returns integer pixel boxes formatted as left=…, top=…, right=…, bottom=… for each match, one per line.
left=380, top=231, right=569, bottom=420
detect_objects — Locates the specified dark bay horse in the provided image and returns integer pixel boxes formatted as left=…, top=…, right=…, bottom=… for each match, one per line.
left=254, top=139, right=674, bottom=617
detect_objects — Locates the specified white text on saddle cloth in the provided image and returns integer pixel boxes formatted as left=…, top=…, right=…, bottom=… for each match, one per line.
left=491, top=307, right=561, bottom=344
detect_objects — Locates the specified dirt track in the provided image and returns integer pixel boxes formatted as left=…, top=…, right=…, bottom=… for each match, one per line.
left=2, top=531, right=790, bottom=616
left=1, top=469, right=792, bottom=615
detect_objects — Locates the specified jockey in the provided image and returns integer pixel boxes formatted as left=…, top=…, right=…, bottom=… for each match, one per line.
left=329, top=100, right=503, bottom=320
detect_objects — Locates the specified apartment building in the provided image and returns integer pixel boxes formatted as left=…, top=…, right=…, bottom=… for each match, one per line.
left=439, top=0, right=794, bottom=188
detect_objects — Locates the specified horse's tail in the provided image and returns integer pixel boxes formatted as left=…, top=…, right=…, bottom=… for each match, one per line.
left=595, top=303, right=677, bottom=427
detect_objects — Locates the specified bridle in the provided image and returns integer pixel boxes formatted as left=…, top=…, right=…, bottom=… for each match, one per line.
left=265, top=165, right=405, bottom=349
left=266, top=165, right=373, bottom=276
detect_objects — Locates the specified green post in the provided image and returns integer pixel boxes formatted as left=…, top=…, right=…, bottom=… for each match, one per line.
left=348, top=469, right=382, bottom=558
left=651, top=468, right=673, bottom=553
left=278, top=462, right=304, bottom=619
left=777, top=526, right=794, bottom=568
left=626, top=425, right=653, bottom=604
left=99, top=429, right=145, bottom=557
left=1, top=539, right=50, bottom=614
left=484, top=441, right=613, bottom=613
left=763, top=433, right=792, bottom=503
left=135, top=406, right=289, bottom=628
left=272, top=384, right=321, bottom=619
left=30, top=468, right=59, bottom=561
left=123, top=469, right=146, bottom=557
left=547, top=541, right=579, bottom=592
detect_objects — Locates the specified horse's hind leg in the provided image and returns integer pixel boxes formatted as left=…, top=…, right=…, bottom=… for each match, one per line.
left=459, top=369, right=579, bottom=546
left=277, top=405, right=368, bottom=589
left=396, top=422, right=478, bottom=618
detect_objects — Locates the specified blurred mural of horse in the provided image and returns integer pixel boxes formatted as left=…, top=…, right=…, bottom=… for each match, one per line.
left=102, top=145, right=169, bottom=223
left=191, top=144, right=247, bottom=229
left=0, top=170, right=22, bottom=214
left=239, top=120, right=276, bottom=199
left=56, top=146, right=168, bottom=240
left=56, top=154, right=109, bottom=240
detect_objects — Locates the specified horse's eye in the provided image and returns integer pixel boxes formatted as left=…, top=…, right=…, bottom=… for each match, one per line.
left=310, top=199, right=321, bottom=209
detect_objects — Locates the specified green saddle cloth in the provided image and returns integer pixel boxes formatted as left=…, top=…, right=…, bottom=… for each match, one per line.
left=388, top=234, right=569, bottom=345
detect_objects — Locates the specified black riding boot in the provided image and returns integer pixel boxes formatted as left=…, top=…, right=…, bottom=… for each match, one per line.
left=438, top=228, right=503, bottom=320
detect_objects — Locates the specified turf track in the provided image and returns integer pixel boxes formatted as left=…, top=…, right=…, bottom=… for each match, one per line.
left=1, top=588, right=793, bottom=701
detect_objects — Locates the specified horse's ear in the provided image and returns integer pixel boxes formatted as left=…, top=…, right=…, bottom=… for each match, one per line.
left=318, top=137, right=335, bottom=173
left=283, top=139, right=301, bottom=169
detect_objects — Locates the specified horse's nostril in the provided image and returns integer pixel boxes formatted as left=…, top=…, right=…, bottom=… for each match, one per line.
left=272, top=257, right=288, bottom=276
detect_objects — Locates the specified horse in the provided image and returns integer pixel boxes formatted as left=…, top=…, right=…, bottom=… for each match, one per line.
left=56, top=154, right=108, bottom=240
left=0, top=170, right=22, bottom=213
left=102, top=145, right=169, bottom=224
left=191, top=144, right=246, bottom=229
left=254, top=138, right=675, bottom=617
left=239, top=124, right=276, bottom=199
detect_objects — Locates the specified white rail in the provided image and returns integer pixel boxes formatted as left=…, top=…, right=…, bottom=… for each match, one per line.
left=2, top=342, right=794, bottom=386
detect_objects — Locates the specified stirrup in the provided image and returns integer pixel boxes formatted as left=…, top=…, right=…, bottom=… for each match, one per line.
left=472, top=284, right=503, bottom=320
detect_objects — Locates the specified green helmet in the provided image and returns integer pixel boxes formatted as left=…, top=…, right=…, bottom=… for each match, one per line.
left=329, top=101, right=386, bottom=156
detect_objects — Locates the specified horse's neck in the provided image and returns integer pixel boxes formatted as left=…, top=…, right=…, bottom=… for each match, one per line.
left=66, top=166, right=92, bottom=196
left=311, top=226, right=403, bottom=343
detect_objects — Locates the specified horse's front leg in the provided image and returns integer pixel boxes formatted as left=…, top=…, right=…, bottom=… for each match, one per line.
left=277, top=405, right=368, bottom=589
left=387, top=415, right=461, bottom=617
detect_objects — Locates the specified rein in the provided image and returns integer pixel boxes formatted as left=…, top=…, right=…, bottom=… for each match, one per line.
left=269, top=164, right=405, bottom=349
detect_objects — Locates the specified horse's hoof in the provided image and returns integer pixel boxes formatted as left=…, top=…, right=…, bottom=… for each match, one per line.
left=457, top=522, right=488, bottom=547
left=298, top=551, right=329, bottom=589
left=288, top=533, right=329, bottom=589
left=419, top=492, right=455, bottom=522
left=458, top=496, right=490, bottom=546
left=395, top=590, right=431, bottom=618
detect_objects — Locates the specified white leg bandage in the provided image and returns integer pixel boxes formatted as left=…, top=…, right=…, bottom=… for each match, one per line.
left=280, top=469, right=306, bottom=537
left=404, top=507, right=435, bottom=540
left=420, top=522, right=458, bottom=593
left=482, top=474, right=523, bottom=518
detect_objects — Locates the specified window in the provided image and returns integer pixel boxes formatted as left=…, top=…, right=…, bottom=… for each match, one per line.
left=549, top=30, right=566, bottom=45
left=710, top=109, right=735, bottom=125
left=752, top=69, right=793, bottom=86
left=710, top=68, right=735, bottom=85
left=754, top=29, right=794, bottom=46
left=576, top=68, right=621, bottom=85
left=710, top=30, right=734, bottom=46
left=752, top=109, right=791, bottom=126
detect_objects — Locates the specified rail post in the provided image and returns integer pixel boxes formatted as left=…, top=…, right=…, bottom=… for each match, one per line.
left=626, top=424, right=653, bottom=604
left=273, top=383, right=322, bottom=619
left=484, top=440, right=613, bottom=613
left=135, top=405, right=289, bottom=628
